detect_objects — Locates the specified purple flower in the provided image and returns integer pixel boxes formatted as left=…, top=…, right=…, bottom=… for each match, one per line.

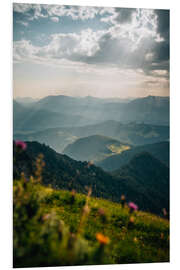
left=15, top=140, right=27, bottom=150
left=128, top=202, right=138, bottom=211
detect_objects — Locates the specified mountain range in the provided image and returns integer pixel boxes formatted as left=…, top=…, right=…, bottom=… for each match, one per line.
left=14, top=95, right=169, bottom=134
left=14, top=120, right=169, bottom=154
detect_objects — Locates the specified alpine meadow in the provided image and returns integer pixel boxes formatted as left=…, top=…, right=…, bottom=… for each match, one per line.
left=13, top=3, right=170, bottom=268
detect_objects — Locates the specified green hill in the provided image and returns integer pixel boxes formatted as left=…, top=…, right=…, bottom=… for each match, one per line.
left=63, top=135, right=131, bottom=162
left=96, top=141, right=169, bottom=171
left=13, top=175, right=169, bottom=268
left=13, top=141, right=123, bottom=202
left=112, top=152, right=169, bottom=215
left=13, top=141, right=169, bottom=216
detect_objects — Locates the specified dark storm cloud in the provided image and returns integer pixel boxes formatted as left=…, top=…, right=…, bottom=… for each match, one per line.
left=152, top=10, right=169, bottom=69
left=81, top=33, right=132, bottom=65
left=155, top=9, right=169, bottom=40
left=70, top=9, right=170, bottom=78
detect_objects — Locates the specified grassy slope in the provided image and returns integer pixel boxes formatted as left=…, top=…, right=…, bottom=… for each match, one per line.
left=13, top=177, right=169, bottom=268
left=63, top=134, right=131, bottom=162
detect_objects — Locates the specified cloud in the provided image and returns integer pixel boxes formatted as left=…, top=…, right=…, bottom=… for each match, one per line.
left=13, top=4, right=136, bottom=25
left=13, top=3, right=101, bottom=21
left=13, top=6, right=169, bottom=82
left=13, top=24, right=169, bottom=79
left=50, top=17, right=59, bottom=23
left=155, top=9, right=169, bottom=40
left=13, top=40, right=39, bottom=63
left=13, top=28, right=104, bottom=64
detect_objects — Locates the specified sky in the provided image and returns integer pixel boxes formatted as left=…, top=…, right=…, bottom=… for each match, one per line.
left=13, top=3, right=169, bottom=99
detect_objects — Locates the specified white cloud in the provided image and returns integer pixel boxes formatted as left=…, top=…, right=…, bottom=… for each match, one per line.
left=106, top=9, right=159, bottom=52
left=13, top=6, right=168, bottom=80
left=13, top=28, right=104, bottom=65
left=13, top=3, right=101, bottom=21
left=50, top=17, right=59, bottom=23
left=13, top=40, right=39, bottom=63
left=43, top=5, right=101, bottom=21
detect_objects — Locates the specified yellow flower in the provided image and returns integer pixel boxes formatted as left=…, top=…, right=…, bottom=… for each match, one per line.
left=129, top=216, right=135, bottom=223
left=42, top=213, right=50, bottom=221
left=133, top=237, right=138, bottom=242
left=96, top=233, right=110, bottom=245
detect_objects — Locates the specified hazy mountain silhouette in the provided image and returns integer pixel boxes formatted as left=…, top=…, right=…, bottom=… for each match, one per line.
left=14, top=95, right=169, bottom=134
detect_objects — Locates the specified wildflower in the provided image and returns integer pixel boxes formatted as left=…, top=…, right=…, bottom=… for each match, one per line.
left=121, top=194, right=126, bottom=207
left=128, top=216, right=135, bottom=229
left=133, top=237, right=138, bottom=242
left=15, top=140, right=27, bottom=150
left=162, top=208, right=167, bottom=217
left=96, top=233, right=110, bottom=245
left=98, top=208, right=107, bottom=223
left=128, top=202, right=138, bottom=213
left=129, top=216, right=135, bottom=223
left=42, top=213, right=51, bottom=221
left=98, top=208, right=105, bottom=216
left=71, top=189, right=76, bottom=196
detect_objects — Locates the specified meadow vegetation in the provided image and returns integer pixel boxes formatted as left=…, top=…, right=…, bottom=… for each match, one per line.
left=13, top=150, right=169, bottom=267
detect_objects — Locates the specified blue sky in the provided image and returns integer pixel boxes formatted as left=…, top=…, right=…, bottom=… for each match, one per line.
left=13, top=3, right=169, bottom=98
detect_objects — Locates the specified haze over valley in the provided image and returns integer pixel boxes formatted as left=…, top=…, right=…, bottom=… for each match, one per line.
left=14, top=94, right=169, bottom=158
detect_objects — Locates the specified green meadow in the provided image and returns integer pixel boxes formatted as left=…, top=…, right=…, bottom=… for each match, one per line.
left=13, top=173, right=169, bottom=268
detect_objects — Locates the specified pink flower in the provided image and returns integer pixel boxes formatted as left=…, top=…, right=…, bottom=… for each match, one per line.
left=128, top=202, right=138, bottom=211
left=15, top=140, right=27, bottom=150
